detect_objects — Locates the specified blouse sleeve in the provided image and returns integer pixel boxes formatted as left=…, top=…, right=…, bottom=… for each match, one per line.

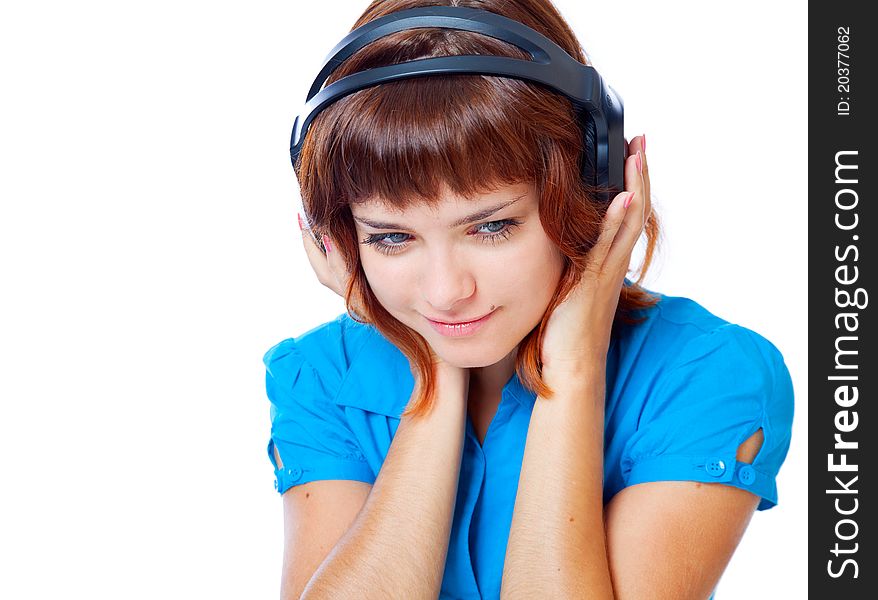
left=263, top=338, right=375, bottom=494
left=619, top=324, right=795, bottom=510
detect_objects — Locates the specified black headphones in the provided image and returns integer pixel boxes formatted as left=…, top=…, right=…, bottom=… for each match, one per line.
left=290, top=6, right=627, bottom=203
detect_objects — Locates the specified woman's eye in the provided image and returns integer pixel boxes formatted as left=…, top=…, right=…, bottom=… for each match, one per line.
left=381, top=232, right=410, bottom=245
left=476, top=221, right=507, bottom=234
left=361, top=219, right=522, bottom=256
left=360, top=231, right=412, bottom=255
left=473, top=219, right=521, bottom=246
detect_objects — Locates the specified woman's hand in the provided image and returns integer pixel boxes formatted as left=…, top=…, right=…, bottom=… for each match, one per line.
left=298, top=216, right=350, bottom=299
left=298, top=218, right=372, bottom=322
left=540, top=135, right=651, bottom=376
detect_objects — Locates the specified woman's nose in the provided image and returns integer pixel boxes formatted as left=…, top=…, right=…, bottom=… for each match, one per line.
left=420, top=256, right=476, bottom=312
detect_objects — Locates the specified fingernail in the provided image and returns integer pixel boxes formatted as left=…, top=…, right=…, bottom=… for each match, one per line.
left=297, top=213, right=303, bottom=231
left=322, top=235, right=333, bottom=253
left=624, top=191, right=635, bottom=209
left=635, top=151, right=643, bottom=175
left=642, top=133, right=646, bottom=153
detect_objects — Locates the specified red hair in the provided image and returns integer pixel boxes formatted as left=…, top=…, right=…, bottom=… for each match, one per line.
left=295, top=0, right=662, bottom=417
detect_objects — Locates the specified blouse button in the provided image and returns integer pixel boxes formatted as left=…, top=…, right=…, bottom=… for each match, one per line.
left=287, top=466, right=303, bottom=482
left=705, top=459, right=726, bottom=477
left=738, top=465, right=756, bottom=485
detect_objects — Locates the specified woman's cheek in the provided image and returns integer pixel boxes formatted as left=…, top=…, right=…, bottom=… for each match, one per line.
left=508, top=236, right=554, bottom=274
left=362, top=260, right=410, bottom=308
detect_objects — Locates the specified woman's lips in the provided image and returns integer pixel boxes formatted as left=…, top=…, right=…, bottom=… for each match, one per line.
left=426, top=309, right=496, bottom=337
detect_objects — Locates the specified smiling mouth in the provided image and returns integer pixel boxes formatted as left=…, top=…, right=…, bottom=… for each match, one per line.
left=425, top=311, right=494, bottom=325
left=424, top=309, right=497, bottom=338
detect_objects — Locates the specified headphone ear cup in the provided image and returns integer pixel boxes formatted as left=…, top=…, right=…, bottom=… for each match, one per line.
left=580, top=114, right=597, bottom=190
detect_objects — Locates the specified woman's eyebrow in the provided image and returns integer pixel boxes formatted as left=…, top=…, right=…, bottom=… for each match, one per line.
left=352, top=195, right=526, bottom=230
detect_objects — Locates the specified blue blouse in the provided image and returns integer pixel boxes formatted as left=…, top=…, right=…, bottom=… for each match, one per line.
left=263, top=285, right=795, bottom=599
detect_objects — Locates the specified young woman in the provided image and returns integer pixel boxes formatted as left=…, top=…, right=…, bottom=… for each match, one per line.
left=263, top=1, right=794, bottom=598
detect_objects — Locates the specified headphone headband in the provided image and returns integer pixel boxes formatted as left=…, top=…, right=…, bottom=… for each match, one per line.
left=291, top=6, right=626, bottom=201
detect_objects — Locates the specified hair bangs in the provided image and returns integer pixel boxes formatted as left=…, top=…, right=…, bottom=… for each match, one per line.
left=316, top=75, right=564, bottom=211
left=296, top=23, right=584, bottom=215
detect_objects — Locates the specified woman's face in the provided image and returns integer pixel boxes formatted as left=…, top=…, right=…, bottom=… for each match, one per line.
left=351, top=181, right=566, bottom=368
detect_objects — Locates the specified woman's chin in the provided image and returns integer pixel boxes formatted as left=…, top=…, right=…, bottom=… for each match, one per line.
left=432, top=346, right=512, bottom=370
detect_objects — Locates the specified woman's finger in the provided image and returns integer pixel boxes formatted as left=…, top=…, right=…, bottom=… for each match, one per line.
left=321, top=232, right=353, bottom=297
left=585, top=187, right=632, bottom=274
left=604, top=137, right=648, bottom=270
left=585, top=142, right=643, bottom=273
left=299, top=216, right=345, bottom=297
left=319, top=230, right=368, bottom=318
left=634, top=135, right=651, bottom=224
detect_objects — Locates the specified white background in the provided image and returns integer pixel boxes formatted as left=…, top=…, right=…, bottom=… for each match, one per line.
left=0, top=1, right=806, bottom=598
